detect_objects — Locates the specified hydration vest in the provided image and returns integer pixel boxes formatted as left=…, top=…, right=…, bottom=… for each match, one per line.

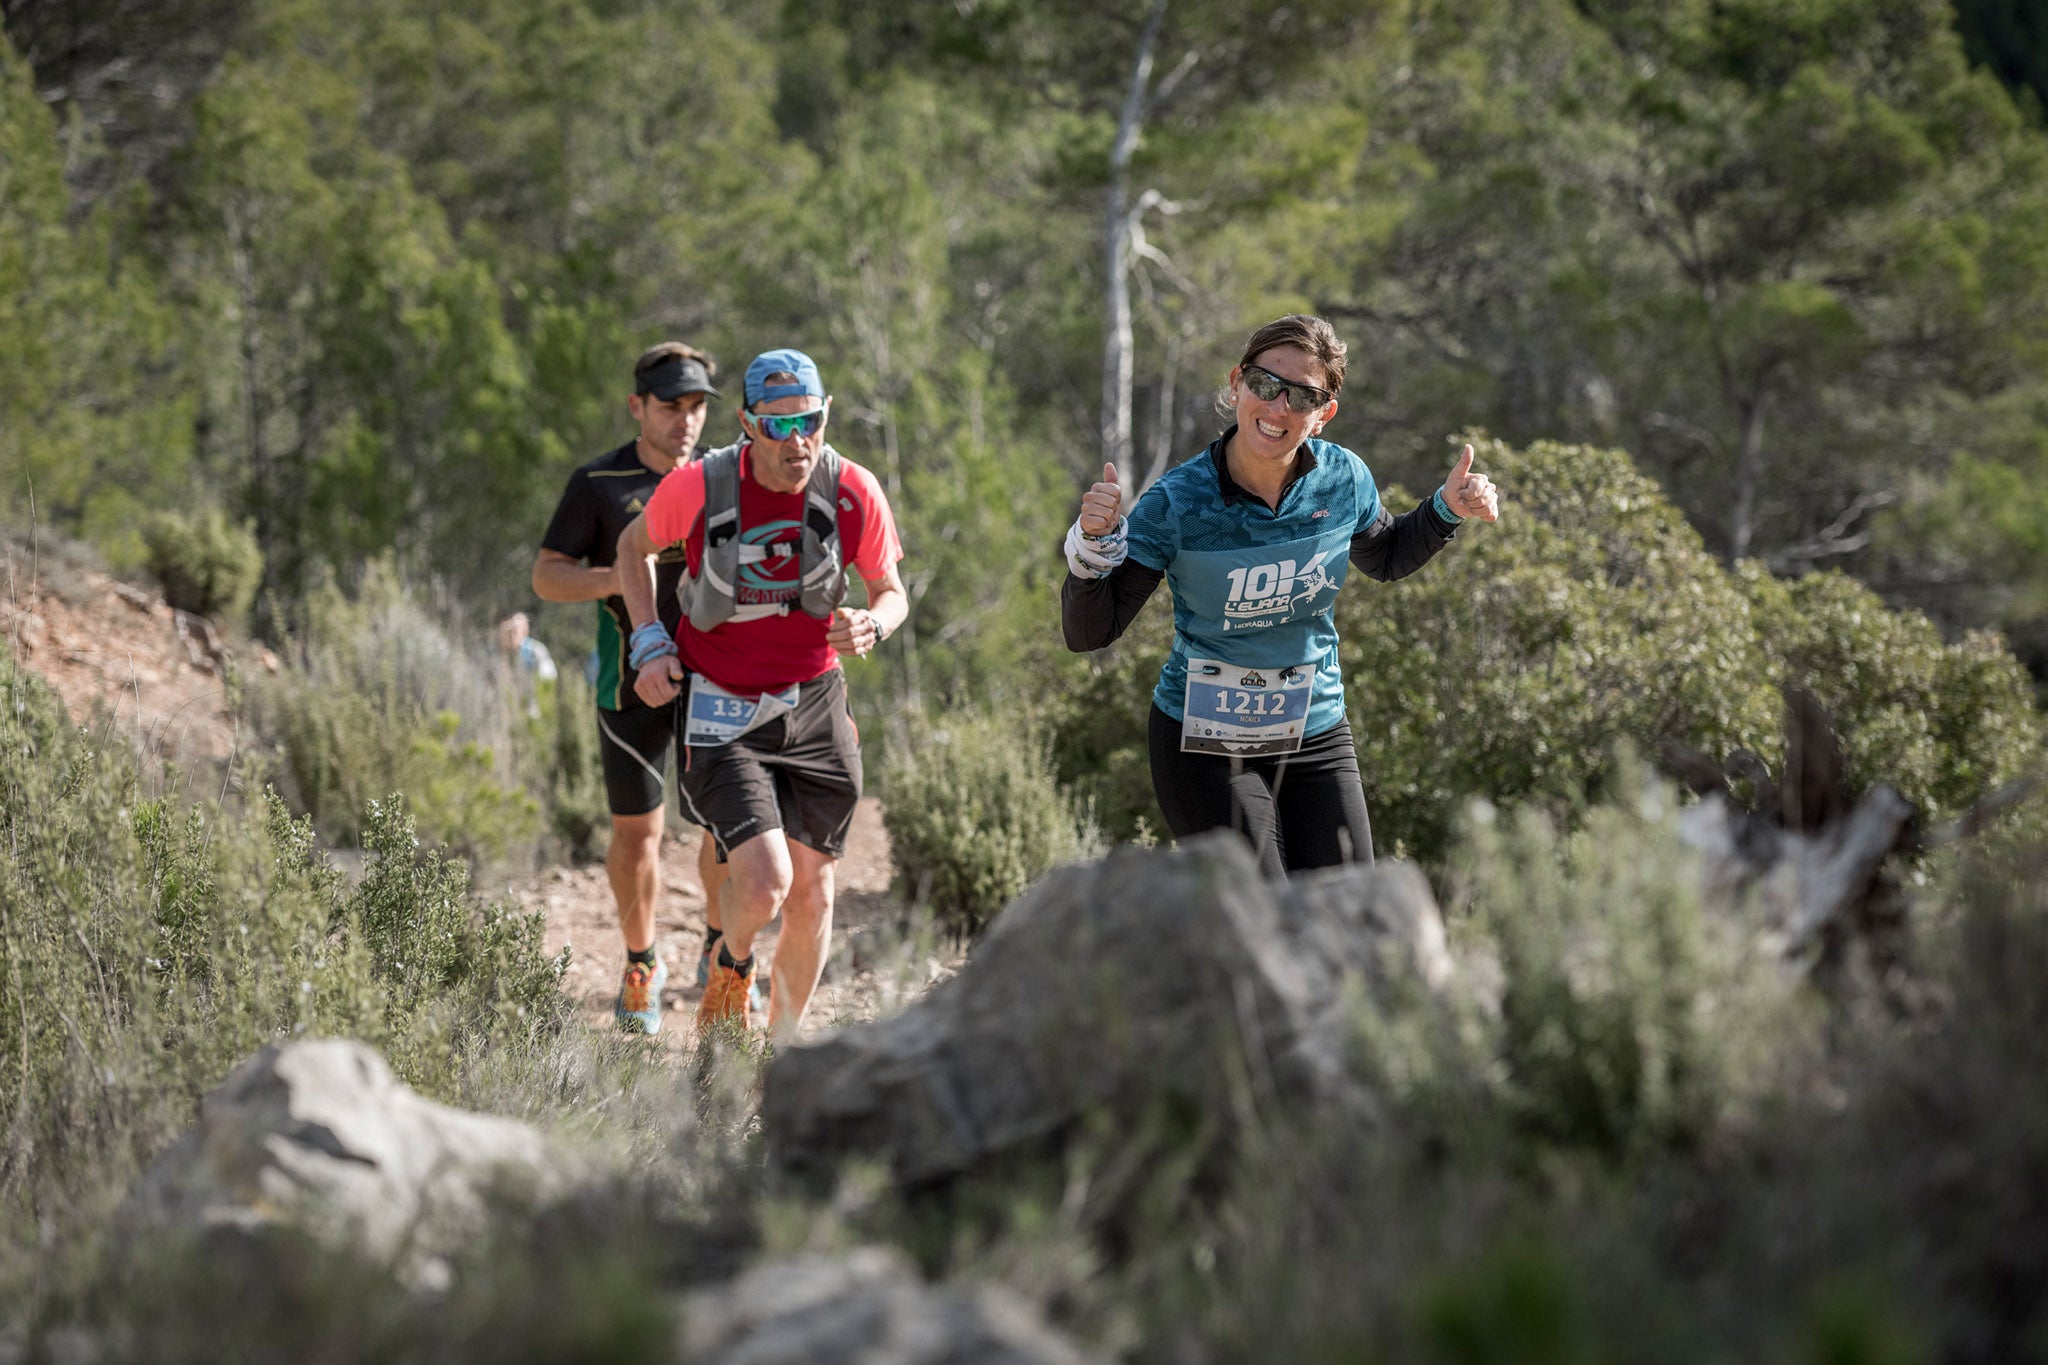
left=676, top=441, right=847, bottom=631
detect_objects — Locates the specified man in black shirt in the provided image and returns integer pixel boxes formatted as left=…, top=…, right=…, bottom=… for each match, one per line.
left=532, top=342, right=729, bottom=1035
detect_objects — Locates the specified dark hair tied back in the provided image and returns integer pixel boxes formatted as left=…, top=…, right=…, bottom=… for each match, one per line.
left=1236, top=315, right=1346, bottom=396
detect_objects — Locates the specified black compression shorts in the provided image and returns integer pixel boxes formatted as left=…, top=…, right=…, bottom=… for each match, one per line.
left=1146, top=705, right=1373, bottom=876
left=677, top=668, right=862, bottom=859
left=595, top=702, right=677, bottom=817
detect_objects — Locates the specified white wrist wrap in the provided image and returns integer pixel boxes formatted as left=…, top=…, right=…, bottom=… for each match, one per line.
left=1064, top=517, right=1129, bottom=579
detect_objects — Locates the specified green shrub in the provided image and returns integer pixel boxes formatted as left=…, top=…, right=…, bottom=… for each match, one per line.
left=881, top=709, right=1103, bottom=938
left=77, top=1221, right=677, bottom=1365
left=243, top=561, right=546, bottom=865
left=1338, top=437, right=1785, bottom=862
left=534, top=667, right=609, bottom=862
left=1738, top=564, right=2042, bottom=820
left=1456, top=777, right=1809, bottom=1162
left=139, top=507, right=263, bottom=621
left=1412, top=1240, right=1608, bottom=1365
left=1043, top=601, right=1175, bottom=842
left=0, top=639, right=569, bottom=1280
left=1792, top=831, right=2048, bottom=1360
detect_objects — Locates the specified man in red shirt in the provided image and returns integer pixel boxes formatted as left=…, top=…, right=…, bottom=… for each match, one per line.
left=614, top=348, right=907, bottom=1044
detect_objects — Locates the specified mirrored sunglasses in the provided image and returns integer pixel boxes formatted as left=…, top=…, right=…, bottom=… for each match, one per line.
left=1240, top=364, right=1332, bottom=415
left=751, top=407, right=826, bottom=442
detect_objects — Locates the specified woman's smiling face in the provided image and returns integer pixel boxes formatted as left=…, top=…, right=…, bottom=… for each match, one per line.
left=1229, top=343, right=1338, bottom=463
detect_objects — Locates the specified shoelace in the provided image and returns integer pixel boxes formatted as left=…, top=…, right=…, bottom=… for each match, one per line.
left=621, top=964, right=652, bottom=1012
left=709, top=964, right=752, bottom=1016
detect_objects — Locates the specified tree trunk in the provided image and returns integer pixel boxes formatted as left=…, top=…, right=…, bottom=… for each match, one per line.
left=1141, top=327, right=1182, bottom=493
left=227, top=196, right=269, bottom=564
left=1731, top=392, right=1764, bottom=563
left=1100, top=0, right=1168, bottom=488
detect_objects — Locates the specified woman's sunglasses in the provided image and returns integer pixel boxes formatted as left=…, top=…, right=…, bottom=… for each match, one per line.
left=1240, top=364, right=1332, bottom=414
left=751, top=407, right=826, bottom=442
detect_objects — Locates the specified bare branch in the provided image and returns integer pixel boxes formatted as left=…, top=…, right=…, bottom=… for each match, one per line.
left=1642, top=411, right=1725, bottom=462
left=1766, top=490, right=1900, bottom=571
left=1129, top=236, right=1195, bottom=295
left=1144, top=47, right=1201, bottom=116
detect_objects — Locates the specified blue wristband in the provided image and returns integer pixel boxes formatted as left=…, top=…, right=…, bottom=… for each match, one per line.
left=627, top=622, right=677, bottom=670
left=1431, top=487, right=1464, bottom=525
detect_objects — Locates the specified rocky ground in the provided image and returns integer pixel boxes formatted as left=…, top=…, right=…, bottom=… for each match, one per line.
left=2, top=536, right=247, bottom=767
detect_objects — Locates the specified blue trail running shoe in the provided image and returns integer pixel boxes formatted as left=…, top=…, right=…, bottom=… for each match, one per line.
left=614, top=956, right=669, bottom=1036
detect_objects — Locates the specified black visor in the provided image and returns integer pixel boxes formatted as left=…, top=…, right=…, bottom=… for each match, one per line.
left=637, top=356, right=718, bottom=400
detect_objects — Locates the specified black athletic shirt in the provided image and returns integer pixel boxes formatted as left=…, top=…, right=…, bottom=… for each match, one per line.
left=540, top=441, right=690, bottom=711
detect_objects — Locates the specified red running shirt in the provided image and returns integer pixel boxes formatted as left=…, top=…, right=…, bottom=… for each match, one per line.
left=642, top=444, right=904, bottom=696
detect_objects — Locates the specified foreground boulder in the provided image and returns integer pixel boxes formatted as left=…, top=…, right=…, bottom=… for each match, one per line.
left=128, top=1039, right=561, bottom=1281
left=681, top=1247, right=1101, bottom=1365
left=762, top=834, right=1453, bottom=1189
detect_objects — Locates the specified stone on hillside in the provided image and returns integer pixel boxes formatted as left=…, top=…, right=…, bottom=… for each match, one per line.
left=680, top=1247, right=1102, bottom=1365
left=128, top=1039, right=561, bottom=1283
left=762, top=833, right=1453, bottom=1189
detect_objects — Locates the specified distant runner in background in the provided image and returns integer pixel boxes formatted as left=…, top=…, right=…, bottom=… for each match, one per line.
left=531, top=342, right=733, bottom=1035
left=1061, top=313, right=1499, bottom=876
left=496, top=611, right=558, bottom=720
left=495, top=613, right=561, bottom=683
left=614, top=347, right=907, bottom=1046
left=497, top=612, right=558, bottom=682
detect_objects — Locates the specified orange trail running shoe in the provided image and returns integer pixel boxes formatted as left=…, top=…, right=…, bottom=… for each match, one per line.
left=696, top=957, right=756, bottom=1033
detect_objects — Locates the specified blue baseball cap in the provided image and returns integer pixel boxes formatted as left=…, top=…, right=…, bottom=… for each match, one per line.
left=744, top=348, right=825, bottom=407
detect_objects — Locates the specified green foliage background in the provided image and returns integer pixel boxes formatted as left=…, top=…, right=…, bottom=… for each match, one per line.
left=7, top=0, right=2048, bottom=698
left=6, top=1, right=2048, bottom=1353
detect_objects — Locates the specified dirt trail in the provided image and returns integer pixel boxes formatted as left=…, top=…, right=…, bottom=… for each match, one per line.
left=502, top=798, right=948, bottom=1050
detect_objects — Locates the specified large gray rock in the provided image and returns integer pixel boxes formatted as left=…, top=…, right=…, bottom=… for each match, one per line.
left=680, top=1247, right=1101, bottom=1365
left=762, top=834, right=1453, bottom=1188
left=128, top=1039, right=561, bottom=1282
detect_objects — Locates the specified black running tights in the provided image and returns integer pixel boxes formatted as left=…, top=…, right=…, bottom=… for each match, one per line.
left=1146, top=705, right=1374, bottom=877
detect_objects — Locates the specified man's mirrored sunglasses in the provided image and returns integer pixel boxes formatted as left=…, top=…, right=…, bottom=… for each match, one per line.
left=751, top=407, right=826, bottom=442
left=1240, top=364, right=1332, bottom=414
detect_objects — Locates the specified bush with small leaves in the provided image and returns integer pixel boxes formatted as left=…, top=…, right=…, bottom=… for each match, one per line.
left=140, top=508, right=263, bottom=622
left=1457, top=779, right=1808, bottom=1161
left=533, top=668, right=608, bottom=862
left=1738, top=563, right=2042, bottom=819
left=881, top=709, right=1104, bottom=939
left=243, top=561, right=546, bottom=865
left=1338, top=437, right=1785, bottom=862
